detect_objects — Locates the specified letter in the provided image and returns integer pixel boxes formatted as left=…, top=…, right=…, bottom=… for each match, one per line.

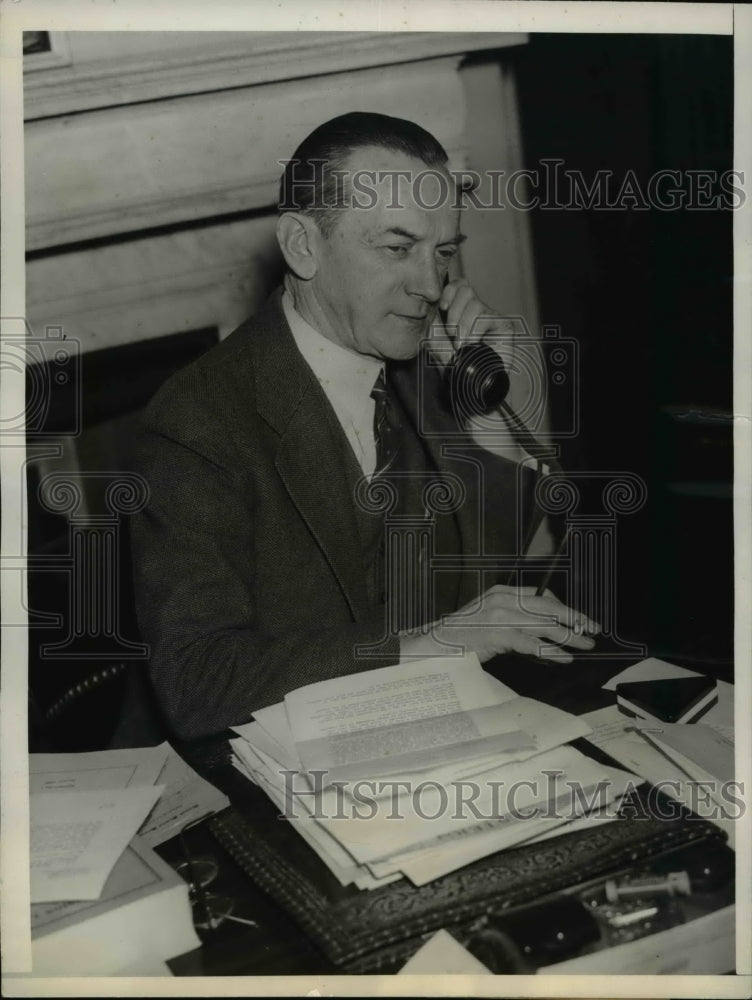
left=378, top=169, right=412, bottom=210
left=613, top=169, right=650, bottom=210
left=719, top=169, right=746, bottom=209
left=350, top=780, right=379, bottom=820
left=539, top=157, right=565, bottom=210
left=646, top=169, right=685, bottom=210
left=486, top=170, right=507, bottom=210
left=718, top=781, right=745, bottom=820
left=277, top=157, right=328, bottom=211
left=279, top=769, right=329, bottom=820
left=328, top=780, right=350, bottom=820
left=381, top=780, right=412, bottom=820
left=412, top=780, right=449, bottom=821
left=567, top=169, right=612, bottom=210
left=615, top=779, right=651, bottom=820
left=536, top=769, right=565, bottom=819
left=687, top=780, right=716, bottom=817
left=451, top=780, right=485, bottom=821
left=507, top=169, right=540, bottom=210
left=567, top=779, right=612, bottom=819
left=646, top=781, right=683, bottom=820
left=486, top=780, right=506, bottom=818
left=351, top=169, right=378, bottom=210
left=450, top=169, right=495, bottom=210
left=686, top=169, right=718, bottom=210
left=507, top=778, right=539, bottom=820
left=413, top=168, right=450, bottom=211
left=329, top=168, right=350, bottom=211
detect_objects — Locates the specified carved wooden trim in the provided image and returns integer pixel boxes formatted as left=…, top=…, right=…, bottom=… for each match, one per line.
left=26, top=58, right=470, bottom=251
left=24, top=31, right=527, bottom=120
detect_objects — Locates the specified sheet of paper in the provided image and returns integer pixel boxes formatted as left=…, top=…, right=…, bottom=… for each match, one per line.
left=581, top=710, right=736, bottom=846
left=603, top=657, right=703, bottom=690
left=30, top=785, right=164, bottom=902
left=235, top=703, right=569, bottom=797
left=230, top=741, right=400, bottom=890
left=29, top=745, right=169, bottom=794
left=323, top=698, right=591, bottom=791
left=309, top=745, right=610, bottom=866
left=232, top=718, right=298, bottom=769
left=521, top=802, right=622, bottom=845
left=251, top=702, right=301, bottom=763
left=581, top=705, right=651, bottom=748
left=376, top=762, right=637, bottom=886
left=398, top=929, right=492, bottom=975
left=285, top=655, right=585, bottom=781
left=286, top=654, right=509, bottom=744
left=137, top=748, right=230, bottom=848
left=636, top=722, right=734, bottom=785
left=603, top=658, right=733, bottom=727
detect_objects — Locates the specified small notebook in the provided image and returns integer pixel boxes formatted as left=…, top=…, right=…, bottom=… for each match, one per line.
left=616, top=676, right=718, bottom=724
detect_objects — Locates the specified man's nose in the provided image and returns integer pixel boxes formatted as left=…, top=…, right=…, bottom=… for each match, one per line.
left=406, top=256, right=443, bottom=304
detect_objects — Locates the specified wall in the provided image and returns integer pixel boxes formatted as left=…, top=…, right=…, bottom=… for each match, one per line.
left=25, top=31, right=535, bottom=352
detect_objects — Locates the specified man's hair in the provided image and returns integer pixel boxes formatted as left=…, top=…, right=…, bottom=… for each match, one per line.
left=277, top=111, right=449, bottom=237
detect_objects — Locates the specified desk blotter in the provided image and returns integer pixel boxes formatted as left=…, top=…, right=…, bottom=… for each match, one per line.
left=208, top=784, right=725, bottom=972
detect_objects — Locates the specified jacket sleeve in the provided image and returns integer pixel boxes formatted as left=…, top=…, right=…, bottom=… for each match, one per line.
left=129, top=386, right=399, bottom=742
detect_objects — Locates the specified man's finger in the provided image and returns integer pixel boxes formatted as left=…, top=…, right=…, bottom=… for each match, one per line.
left=439, top=277, right=469, bottom=313
left=533, top=594, right=601, bottom=634
left=445, top=285, right=475, bottom=336
left=512, top=630, right=574, bottom=664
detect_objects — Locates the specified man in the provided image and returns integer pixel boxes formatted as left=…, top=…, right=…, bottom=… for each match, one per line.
left=131, top=112, right=599, bottom=742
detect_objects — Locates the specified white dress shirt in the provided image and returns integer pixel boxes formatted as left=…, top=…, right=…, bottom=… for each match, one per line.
left=282, top=291, right=383, bottom=478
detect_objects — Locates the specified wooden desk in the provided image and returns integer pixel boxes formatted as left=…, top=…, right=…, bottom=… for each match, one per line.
left=160, top=646, right=734, bottom=976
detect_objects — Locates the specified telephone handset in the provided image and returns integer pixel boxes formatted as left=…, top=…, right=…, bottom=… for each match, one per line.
left=438, top=283, right=559, bottom=472
left=437, top=281, right=567, bottom=590
left=438, top=275, right=510, bottom=416
left=443, top=338, right=511, bottom=415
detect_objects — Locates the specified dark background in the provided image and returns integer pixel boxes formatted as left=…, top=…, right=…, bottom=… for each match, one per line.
left=513, top=33, right=733, bottom=674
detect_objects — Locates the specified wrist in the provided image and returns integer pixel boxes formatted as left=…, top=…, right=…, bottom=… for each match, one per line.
left=398, top=625, right=443, bottom=662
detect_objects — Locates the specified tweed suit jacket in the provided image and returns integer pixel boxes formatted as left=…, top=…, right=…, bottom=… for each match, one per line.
left=131, top=290, right=541, bottom=740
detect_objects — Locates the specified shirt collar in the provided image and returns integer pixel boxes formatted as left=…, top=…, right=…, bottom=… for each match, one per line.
left=282, top=290, right=383, bottom=414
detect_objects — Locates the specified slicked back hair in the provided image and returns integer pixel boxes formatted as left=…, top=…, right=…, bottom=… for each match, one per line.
left=278, top=111, right=449, bottom=237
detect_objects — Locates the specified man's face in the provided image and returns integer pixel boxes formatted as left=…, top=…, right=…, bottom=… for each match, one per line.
left=308, top=147, right=463, bottom=361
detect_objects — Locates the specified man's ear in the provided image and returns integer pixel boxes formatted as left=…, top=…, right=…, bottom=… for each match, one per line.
left=276, top=212, right=321, bottom=280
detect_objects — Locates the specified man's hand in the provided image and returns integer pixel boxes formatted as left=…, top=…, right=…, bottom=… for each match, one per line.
left=439, top=278, right=513, bottom=349
left=400, top=584, right=601, bottom=664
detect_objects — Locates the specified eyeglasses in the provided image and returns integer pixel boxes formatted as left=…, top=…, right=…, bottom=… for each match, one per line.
left=175, top=816, right=260, bottom=934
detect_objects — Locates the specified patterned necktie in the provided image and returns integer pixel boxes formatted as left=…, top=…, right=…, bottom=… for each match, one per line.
left=371, top=369, right=401, bottom=476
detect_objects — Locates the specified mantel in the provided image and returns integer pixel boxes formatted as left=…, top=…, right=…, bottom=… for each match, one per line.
left=24, top=31, right=527, bottom=121
left=26, top=31, right=538, bottom=371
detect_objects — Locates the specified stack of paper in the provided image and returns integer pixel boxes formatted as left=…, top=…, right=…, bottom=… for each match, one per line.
left=588, top=657, right=737, bottom=845
left=230, top=655, right=640, bottom=888
left=28, top=743, right=229, bottom=974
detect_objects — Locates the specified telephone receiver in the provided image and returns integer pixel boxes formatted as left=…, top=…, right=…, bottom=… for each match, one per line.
left=438, top=288, right=559, bottom=472
left=438, top=275, right=510, bottom=416
left=442, top=338, right=511, bottom=415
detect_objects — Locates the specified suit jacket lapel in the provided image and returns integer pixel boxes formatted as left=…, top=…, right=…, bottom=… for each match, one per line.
left=248, top=291, right=371, bottom=621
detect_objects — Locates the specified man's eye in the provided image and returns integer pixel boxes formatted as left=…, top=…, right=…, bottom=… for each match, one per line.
left=437, top=246, right=458, bottom=262
left=385, top=245, right=410, bottom=257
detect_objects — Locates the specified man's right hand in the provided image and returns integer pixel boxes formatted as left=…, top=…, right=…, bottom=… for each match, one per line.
left=400, top=584, right=601, bottom=664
